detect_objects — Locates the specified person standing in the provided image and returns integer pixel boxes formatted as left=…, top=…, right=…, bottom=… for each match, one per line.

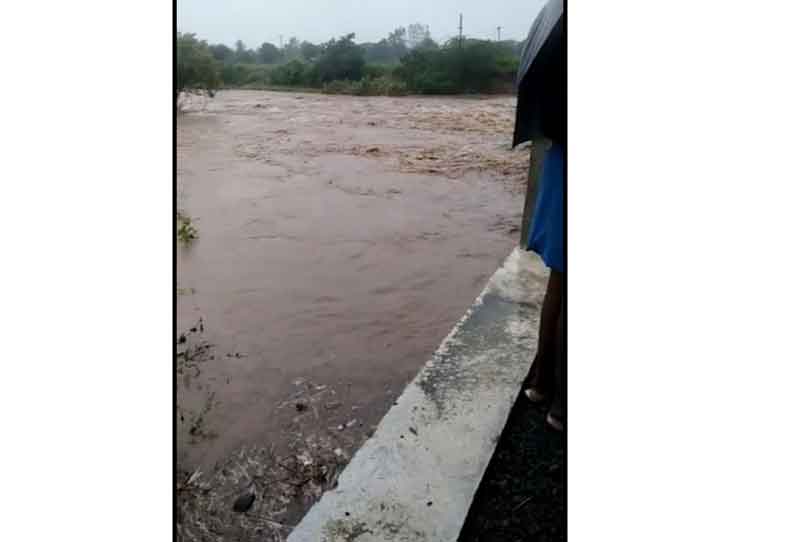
left=523, top=143, right=564, bottom=431
left=513, top=0, right=565, bottom=431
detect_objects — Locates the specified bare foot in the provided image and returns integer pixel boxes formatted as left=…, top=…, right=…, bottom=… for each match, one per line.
left=547, top=394, right=563, bottom=431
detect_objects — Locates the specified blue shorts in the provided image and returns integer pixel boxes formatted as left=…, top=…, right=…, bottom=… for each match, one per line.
left=526, top=143, right=564, bottom=272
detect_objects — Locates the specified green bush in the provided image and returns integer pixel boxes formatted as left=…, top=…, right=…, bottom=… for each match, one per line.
left=321, top=76, right=407, bottom=96
left=220, top=63, right=273, bottom=87
left=268, top=60, right=321, bottom=88
left=362, top=63, right=393, bottom=79
left=191, top=31, right=520, bottom=96
left=321, top=80, right=351, bottom=94
left=315, top=33, right=366, bottom=83
left=396, top=39, right=519, bottom=94
left=176, top=33, right=220, bottom=106
left=365, top=76, right=407, bottom=96
left=414, top=73, right=459, bottom=94
left=243, top=65, right=272, bottom=86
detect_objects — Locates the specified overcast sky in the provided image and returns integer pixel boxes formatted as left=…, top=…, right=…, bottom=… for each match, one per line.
left=177, top=0, right=544, bottom=48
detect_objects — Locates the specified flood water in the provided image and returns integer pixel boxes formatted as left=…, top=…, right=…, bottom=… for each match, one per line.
left=177, top=90, right=528, bottom=473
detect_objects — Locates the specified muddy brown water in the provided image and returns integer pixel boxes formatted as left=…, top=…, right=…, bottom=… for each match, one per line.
left=177, top=90, right=528, bottom=474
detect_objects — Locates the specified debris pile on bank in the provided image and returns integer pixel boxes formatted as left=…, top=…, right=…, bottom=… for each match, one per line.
left=177, top=376, right=368, bottom=542
left=177, top=434, right=350, bottom=542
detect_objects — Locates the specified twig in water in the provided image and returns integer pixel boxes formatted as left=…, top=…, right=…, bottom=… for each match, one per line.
left=262, top=516, right=293, bottom=529
left=278, top=477, right=311, bottom=488
left=513, top=495, right=533, bottom=512
left=277, top=460, right=300, bottom=475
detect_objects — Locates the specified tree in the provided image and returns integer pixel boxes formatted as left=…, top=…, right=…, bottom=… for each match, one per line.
left=234, top=40, right=256, bottom=64
left=257, top=42, right=282, bottom=64
left=209, top=43, right=234, bottom=63
left=176, top=33, right=220, bottom=109
left=270, top=60, right=312, bottom=86
left=407, top=23, right=431, bottom=49
left=416, top=37, right=439, bottom=51
left=387, top=27, right=408, bottom=58
left=396, top=47, right=457, bottom=94
left=315, top=33, right=365, bottom=82
left=283, top=37, right=301, bottom=61
left=362, top=40, right=393, bottom=63
left=361, top=27, right=411, bottom=64
left=300, top=41, right=322, bottom=62
left=395, top=38, right=519, bottom=94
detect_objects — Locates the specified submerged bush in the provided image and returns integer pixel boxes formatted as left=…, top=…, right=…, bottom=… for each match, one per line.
left=321, top=76, right=408, bottom=96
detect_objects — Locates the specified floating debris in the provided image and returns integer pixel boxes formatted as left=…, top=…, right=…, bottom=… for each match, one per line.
left=297, top=452, right=313, bottom=467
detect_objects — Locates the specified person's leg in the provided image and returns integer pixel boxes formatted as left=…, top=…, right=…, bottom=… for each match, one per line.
left=524, top=269, right=563, bottom=400
left=547, top=276, right=565, bottom=430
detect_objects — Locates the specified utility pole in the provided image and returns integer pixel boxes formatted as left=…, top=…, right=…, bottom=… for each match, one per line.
left=497, top=26, right=502, bottom=41
left=459, top=13, right=464, bottom=50
left=279, top=35, right=283, bottom=49
left=458, top=14, right=464, bottom=92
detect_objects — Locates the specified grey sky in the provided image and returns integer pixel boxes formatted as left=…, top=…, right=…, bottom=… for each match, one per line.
left=177, top=0, right=543, bottom=48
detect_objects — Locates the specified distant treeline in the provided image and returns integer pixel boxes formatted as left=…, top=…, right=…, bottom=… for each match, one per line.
left=176, top=25, right=526, bottom=105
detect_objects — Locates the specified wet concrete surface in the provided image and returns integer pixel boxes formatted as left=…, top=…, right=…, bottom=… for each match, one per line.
left=176, top=90, right=529, bottom=474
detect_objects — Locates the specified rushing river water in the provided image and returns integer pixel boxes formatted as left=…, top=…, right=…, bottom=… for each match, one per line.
left=176, top=90, right=528, bottom=474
